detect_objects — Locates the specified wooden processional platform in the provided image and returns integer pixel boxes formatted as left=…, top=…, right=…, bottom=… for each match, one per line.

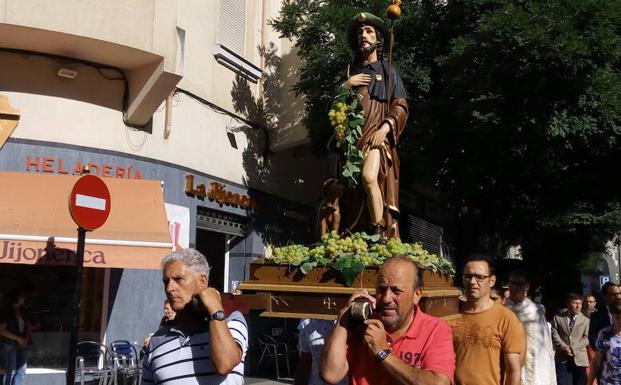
left=236, top=263, right=461, bottom=320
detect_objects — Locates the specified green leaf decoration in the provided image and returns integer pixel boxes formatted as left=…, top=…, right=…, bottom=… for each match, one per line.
left=367, top=234, right=381, bottom=242
left=316, top=257, right=330, bottom=265
left=300, top=261, right=318, bottom=275
left=327, top=87, right=365, bottom=187
left=350, top=98, right=358, bottom=110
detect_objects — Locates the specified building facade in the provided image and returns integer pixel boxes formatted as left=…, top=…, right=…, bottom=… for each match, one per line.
left=0, top=1, right=325, bottom=383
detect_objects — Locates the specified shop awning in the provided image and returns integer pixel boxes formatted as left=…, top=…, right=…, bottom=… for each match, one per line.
left=0, top=172, right=173, bottom=269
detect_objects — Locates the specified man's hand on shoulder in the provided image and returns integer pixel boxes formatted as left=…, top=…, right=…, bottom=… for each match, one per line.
left=198, top=287, right=224, bottom=315
left=363, top=319, right=389, bottom=357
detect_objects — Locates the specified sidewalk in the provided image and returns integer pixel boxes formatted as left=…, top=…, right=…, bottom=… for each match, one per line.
left=246, top=377, right=293, bottom=385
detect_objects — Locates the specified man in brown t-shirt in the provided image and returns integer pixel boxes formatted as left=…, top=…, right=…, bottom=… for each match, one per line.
left=451, top=255, right=526, bottom=385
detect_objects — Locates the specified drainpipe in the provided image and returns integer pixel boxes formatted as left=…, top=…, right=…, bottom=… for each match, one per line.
left=164, top=91, right=173, bottom=139
left=258, top=0, right=267, bottom=98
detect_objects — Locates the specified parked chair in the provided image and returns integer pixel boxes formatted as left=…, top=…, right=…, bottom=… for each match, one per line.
left=256, top=334, right=290, bottom=379
left=75, top=341, right=115, bottom=385
left=109, top=340, right=142, bottom=385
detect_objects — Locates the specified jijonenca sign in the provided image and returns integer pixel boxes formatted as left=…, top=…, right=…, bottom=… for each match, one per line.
left=0, top=240, right=107, bottom=265
left=185, top=175, right=256, bottom=209
left=25, top=155, right=142, bottom=179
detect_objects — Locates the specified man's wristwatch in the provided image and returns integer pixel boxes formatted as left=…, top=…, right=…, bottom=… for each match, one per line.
left=206, top=310, right=225, bottom=321
left=375, top=348, right=391, bottom=363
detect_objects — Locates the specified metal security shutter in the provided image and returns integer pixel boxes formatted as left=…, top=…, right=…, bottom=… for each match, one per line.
left=405, top=214, right=442, bottom=256
left=217, top=0, right=246, bottom=57
left=196, top=207, right=247, bottom=237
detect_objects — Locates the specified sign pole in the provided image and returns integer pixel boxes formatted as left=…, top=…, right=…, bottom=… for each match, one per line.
left=66, top=170, right=110, bottom=385
left=66, top=227, right=86, bottom=385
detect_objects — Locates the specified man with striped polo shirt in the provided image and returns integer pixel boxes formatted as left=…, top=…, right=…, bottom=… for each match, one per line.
left=141, top=248, right=247, bottom=385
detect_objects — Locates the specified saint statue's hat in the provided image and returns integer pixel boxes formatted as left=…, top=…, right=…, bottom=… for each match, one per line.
left=346, top=12, right=389, bottom=53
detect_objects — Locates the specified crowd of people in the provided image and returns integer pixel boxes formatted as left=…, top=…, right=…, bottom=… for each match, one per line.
left=139, top=247, right=621, bottom=385
left=294, top=257, right=621, bottom=385
left=1, top=246, right=615, bottom=385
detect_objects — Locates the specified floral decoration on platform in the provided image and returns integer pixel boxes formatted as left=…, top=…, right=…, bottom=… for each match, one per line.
left=259, top=231, right=455, bottom=287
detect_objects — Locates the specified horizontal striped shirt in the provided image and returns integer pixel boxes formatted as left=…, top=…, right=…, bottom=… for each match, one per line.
left=141, top=311, right=248, bottom=385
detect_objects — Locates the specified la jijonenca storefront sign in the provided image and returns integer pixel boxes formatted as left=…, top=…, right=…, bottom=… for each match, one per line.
left=25, top=155, right=142, bottom=179
left=0, top=240, right=106, bottom=265
left=185, top=175, right=256, bottom=210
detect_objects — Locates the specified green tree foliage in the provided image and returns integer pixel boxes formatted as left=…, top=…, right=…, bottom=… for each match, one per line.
left=272, top=0, right=621, bottom=272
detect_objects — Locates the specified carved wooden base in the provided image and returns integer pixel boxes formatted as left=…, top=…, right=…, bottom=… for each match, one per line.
left=248, top=263, right=453, bottom=288
left=237, top=263, right=460, bottom=319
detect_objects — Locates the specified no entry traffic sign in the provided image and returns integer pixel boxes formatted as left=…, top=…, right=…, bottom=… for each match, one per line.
left=67, top=174, right=111, bottom=384
left=69, top=174, right=111, bottom=231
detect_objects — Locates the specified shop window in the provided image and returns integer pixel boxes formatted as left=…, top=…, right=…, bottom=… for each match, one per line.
left=0, top=264, right=104, bottom=368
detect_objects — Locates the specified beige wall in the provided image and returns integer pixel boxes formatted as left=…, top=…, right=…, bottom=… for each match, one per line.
left=0, top=0, right=176, bottom=64
left=0, top=0, right=320, bottom=203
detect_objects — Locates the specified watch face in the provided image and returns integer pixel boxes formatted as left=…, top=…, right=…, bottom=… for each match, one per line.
left=211, top=311, right=225, bottom=321
left=376, top=349, right=390, bottom=363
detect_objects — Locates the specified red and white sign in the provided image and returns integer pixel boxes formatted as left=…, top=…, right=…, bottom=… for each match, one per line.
left=69, top=175, right=111, bottom=230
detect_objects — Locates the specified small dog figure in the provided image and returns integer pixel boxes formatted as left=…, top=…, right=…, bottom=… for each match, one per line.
left=318, top=178, right=345, bottom=237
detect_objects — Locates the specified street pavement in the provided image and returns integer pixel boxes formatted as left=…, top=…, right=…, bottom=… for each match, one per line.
left=246, top=377, right=293, bottom=385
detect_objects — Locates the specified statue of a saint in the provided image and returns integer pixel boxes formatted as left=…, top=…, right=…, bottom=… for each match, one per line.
left=338, top=12, right=409, bottom=240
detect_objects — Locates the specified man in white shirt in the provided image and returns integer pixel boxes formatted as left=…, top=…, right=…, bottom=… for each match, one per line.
left=295, top=319, right=347, bottom=385
left=505, top=270, right=556, bottom=385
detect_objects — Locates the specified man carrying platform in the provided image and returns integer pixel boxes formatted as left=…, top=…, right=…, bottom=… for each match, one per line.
left=321, top=256, right=455, bottom=385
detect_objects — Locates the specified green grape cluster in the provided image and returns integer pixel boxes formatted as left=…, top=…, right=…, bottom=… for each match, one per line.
left=320, top=229, right=341, bottom=242
left=272, top=244, right=309, bottom=265
left=386, top=238, right=408, bottom=255
left=356, top=252, right=383, bottom=266
left=319, top=231, right=367, bottom=258
left=369, top=244, right=391, bottom=258
left=328, top=101, right=350, bottom=140
left=268, top=231, right=455, bottom=277
left=308, top=245, right=325, bottom=259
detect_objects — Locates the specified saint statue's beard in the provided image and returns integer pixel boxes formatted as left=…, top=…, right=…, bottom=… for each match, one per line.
left=359, top=41, right=378, bottom=55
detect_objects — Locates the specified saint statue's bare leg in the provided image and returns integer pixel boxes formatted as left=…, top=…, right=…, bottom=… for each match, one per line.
left=362, top=148, right=383, bottom=225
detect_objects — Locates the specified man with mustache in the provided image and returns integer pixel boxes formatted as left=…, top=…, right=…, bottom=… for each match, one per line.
left=321, top=256, right=455, bottom=385
left=338, top=12, right=409, bottom=240
left=140, top=248, right=247, bottom=385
